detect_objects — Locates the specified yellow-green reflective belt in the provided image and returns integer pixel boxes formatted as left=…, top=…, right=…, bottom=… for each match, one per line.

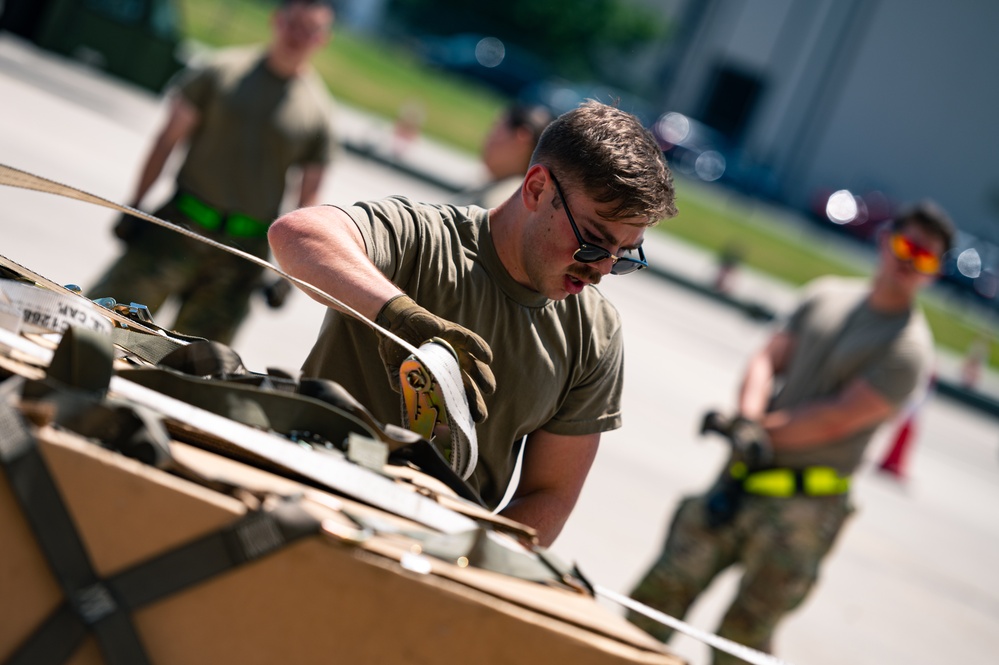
left=730, top=465, right=851, bottom=497
left=176, top=192, right=223, bottom=231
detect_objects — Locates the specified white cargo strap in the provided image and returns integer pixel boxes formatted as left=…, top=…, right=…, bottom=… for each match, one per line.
left=0, top=278, right=112, bottom=336
left=597, top=586, right=796, bottom=665
left=0, top=163, right=478, bottom=478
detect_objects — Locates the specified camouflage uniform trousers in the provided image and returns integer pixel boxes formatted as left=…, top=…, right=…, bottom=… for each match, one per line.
left=627, top=490, right=854, bottom=664
left=88, top=200, right=270, bottom=346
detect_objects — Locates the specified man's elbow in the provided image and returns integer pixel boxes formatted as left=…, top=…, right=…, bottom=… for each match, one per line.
left=268, top=208, right=314, bottom=261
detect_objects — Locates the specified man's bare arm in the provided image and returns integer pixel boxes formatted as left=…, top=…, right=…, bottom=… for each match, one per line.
left=762, top=377, right=897, bottom=449
left=297, top=163, right=326, bottom=208
left=500, top=430, right=599, bottom=548
left=738, top=330, right=794, bottom=419
left=130, top=95, right=200, bottom=206
left=267, top=205, right=401, bottom=319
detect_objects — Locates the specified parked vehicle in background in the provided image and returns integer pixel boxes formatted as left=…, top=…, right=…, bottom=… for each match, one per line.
left=649, top=110, right=780, bottom=200
left=519, top=78, right=655, bottom=127
left=411, top=32, right=551, bottom=97
left=652, top=111, right=730, bottom=183
left=0, top=0, right=185, bottom=92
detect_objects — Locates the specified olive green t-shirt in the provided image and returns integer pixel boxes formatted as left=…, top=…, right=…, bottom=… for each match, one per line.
left=302, top=197, right=625, bottom=507
left=175, top=46, right=335, bottom=222
left=770, top=276, right=934, bottom=474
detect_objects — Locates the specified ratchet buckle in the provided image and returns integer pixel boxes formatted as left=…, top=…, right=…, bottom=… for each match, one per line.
left=399, top=337, right=457, bottom=445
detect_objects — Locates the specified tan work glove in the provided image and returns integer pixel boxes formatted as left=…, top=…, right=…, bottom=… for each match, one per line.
left=376, top=294, right=496, bottom=423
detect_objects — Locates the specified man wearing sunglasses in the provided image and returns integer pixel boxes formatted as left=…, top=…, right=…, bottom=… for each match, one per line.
left=270, top=101, right=676, bottom=546
left=628, top=201, right=955, bottom=662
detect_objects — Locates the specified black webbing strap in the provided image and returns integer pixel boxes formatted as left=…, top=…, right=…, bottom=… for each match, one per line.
left=45, top=326, right=114, bottom=395
left=105, top=498, right=321, bottom=608
left=0, top=397, right=151, bottom=665
left=111, top=327, right=189, bottom=365
left=117, top=366, right=381, bottom=444
left=1, top=393, right=323, bottom=665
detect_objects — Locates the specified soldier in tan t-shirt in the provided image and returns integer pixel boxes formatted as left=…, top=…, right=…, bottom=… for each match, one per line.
left=88, top=0, right=336, bottom=345
left=271, top=101, right=678, bottom=546
left=628, top=202, right=956, bottom=662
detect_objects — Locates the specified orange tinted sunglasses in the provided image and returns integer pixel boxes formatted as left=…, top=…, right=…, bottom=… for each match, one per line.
left=889, top=233, right=940, bottom=275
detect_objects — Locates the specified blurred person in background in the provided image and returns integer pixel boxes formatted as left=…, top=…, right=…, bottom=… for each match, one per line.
left=627, top=201, right=955, bottom=662
left=458, top=102, right=554, bottom=209
left=269, top=101, right=677, bottom=546
left=88, top=0, right=337, bottom=345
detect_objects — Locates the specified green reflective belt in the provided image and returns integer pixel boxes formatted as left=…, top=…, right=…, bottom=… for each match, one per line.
left=174, top=192, right=269, bottom=238
left=225, top=212, right=270, bottom=238
left=730, top=464, right=851, bottom=497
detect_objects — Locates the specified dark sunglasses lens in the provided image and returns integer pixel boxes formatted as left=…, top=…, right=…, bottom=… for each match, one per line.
left=573, top=245, right=611, bottom=264
left=611, top=259, right=645, bottom=275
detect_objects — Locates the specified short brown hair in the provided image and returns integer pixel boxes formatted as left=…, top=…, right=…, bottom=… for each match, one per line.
left=531, top=100, right=677, bottom=225
left=892, top=200, right=956, bottom=254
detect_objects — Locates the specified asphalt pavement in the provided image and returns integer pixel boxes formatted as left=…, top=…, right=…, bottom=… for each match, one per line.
left=2, top=34, right=997, bottom=665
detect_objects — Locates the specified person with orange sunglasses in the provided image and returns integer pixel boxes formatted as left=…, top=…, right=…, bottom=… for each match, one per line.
left=628, top=201, right=955, bottom=662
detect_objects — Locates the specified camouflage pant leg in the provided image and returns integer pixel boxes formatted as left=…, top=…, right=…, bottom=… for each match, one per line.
left=87, top=223, right=199, bottom=313
left=171, top=236, right=268, bottom=345
left=627, top=495, right=740, bottom=643
left=712, top=494, right=854, bottom=665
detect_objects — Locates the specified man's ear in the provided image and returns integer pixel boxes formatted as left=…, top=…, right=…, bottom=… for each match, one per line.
left=522, top=164, right=548, bottom=212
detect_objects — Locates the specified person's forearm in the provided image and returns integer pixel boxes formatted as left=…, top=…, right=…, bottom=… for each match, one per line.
left=738, top=353, right=776, bottom=419
left=131, top=96, right=199, bottom=207
left=297, top=164, right=325, bottom=208
left=268, top=206, right=401, bottom=319
left=130, top=138, right=174, bottom=207
left=762, top=402, right=861, bottom=449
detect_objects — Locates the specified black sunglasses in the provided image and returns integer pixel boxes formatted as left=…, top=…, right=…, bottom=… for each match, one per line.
left=549, top=172, right=648, bottom=276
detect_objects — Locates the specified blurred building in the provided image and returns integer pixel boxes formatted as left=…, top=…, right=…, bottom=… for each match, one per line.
left=647, top=0, right=999, bottom=250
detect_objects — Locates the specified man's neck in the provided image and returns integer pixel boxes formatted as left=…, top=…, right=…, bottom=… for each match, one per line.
left=488, top=199, right=530, bottom=287
left=266, top=49, right=309, bottom=78
left=867, top=278, right=916, bottom=314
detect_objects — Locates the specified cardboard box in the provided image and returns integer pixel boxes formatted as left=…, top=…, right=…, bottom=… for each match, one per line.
left=1, top=420, right=684, bottom=665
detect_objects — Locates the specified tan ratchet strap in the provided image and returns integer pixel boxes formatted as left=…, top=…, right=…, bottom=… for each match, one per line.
left=0, top=163, right=478, bottom=481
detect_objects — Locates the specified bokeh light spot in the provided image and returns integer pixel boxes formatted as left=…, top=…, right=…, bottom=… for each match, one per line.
left=826, top=190, right=858, bottom=224
left=475, top=37, right=505, bottom=68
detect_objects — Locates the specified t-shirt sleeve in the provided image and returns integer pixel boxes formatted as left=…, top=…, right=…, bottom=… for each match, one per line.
left=338, top=197, right=435, bottom=284
left=302, top=121, right=335, bottom=166
left=544, top=314, right=625, bottom=436
left=300, top=81, right=337, bottom=166
left=862, top=335, right=929, bottom=406
left=175, top=61, right=216, bottom=111
left=783, top=277, right=829, bottom=335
